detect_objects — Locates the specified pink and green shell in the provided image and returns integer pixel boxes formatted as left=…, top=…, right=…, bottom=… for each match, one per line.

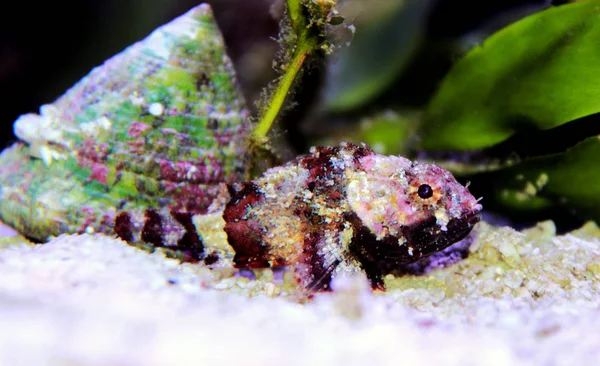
left=0, top=4, right=250, bottom=240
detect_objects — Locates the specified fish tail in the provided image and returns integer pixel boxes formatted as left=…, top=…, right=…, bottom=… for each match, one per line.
left=115, top=208, right=205, bottom=262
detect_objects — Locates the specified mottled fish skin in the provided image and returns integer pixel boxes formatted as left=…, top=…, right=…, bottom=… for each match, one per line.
left=116, top=142, right=482, bottom=293
left=0, top=4, right=250, bottom=240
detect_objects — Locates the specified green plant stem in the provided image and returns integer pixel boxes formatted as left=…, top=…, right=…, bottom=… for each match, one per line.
left=286, top=0, right=305, bottom=34
left=251, top=0, right=318, bottom=143
left=252, top=43, right=311, bottom=141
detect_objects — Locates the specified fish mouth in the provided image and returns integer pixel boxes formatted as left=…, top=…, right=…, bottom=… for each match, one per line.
left=345, top=207, right=482, bottom=266
left=395, top=207, right=482, bottom=262
left=444, top=208, right=482, bottom=242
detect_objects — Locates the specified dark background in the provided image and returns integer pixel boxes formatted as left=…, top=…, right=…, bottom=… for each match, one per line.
left=0, top=0, right=554, bottom=150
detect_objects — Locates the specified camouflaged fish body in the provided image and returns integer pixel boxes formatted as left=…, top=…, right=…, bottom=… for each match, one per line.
left=0, top=4, right=249, bottom=239
left=115, top=143, right=482, bottom=292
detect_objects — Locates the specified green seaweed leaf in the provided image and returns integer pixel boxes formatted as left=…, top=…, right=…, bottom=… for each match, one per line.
left=477, top=136, right=600, bottom=221
left=422, top=1, right=600, bottom=151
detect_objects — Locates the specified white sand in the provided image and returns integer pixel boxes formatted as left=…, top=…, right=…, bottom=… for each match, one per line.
left=0, top=221, right=599, bottom=365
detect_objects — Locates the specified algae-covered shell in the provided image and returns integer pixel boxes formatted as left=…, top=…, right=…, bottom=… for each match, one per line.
left=0, top=4, right=250, bottom=240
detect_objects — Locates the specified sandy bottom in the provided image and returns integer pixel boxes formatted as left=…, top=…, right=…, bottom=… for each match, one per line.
left=0, top=221, right=599, bottom=365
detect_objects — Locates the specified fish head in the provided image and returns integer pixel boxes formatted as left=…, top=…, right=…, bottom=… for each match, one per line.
left=346, top=152, right=482, bottom=263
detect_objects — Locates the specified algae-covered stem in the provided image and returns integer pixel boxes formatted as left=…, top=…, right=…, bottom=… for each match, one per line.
left=251, top=0, right=324, bottom=145
left=252, top=44, right=311, bottom=141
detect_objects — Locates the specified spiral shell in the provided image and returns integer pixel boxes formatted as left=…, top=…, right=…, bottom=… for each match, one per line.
left=0, top=4, right=250, bottom=240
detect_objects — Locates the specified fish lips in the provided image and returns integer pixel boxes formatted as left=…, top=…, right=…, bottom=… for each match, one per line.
left=347, top=207, right=482, bottom=265
left=398, top=208, right=482, bottom=261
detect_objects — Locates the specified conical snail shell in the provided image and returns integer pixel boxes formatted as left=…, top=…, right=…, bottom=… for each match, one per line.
left=0, top=4, right=250, bottom=240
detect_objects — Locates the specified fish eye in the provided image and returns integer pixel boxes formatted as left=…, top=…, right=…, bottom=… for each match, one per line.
left=417, top=184, right=433, bottom=199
